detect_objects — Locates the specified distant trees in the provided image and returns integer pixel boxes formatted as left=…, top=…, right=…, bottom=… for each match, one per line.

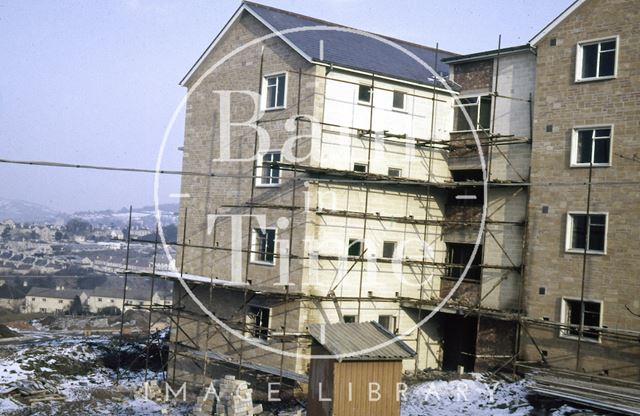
left=54, top=230, right=64, bottom=241
left=65, top=218, right=93, bottom=236
left=1, top=226, right=11, bottom=240
left=69, top=295, right=84, bottom=316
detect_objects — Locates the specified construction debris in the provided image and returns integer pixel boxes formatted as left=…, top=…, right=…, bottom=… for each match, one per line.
left=527, top=371, right=640, bottom=415
left=208, top=375, right=261, bottom=416
left=0, top=379, right=65, bottom=406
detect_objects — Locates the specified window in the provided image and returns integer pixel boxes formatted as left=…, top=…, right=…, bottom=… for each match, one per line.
left=446, top=243, right=482, bottom=280
left=31, top=297, right=35, bottom=301
left=58, top=300, right=63, bottom=304
left=387, top=167, right=401, bottom=177
left=348, top=238, right=363, bottom=257
left=576, top=37, right=617, bottom=81
left=98, top=298, right=102, bottom=302
left=252, top=228, right=276, bottom=264
left=353, top=163, right=368, bottom=173
left=382, top=241, right=397, bottom=259
left=571, top=127, right=612, bottom=166
left=392, top=91, right=405, bottom=110
left=257, top=152, right=281, bottom=186
left=358, top=85, right=372, bottom=103
left=378, top=315, right=397, bottom=333
left=248, top=306, right=270, bottom=340
left=343, top=315, right=356, bottom=323
left=264, top=73, right=286, bottom=109
left=453, top=96, right=492, bottom=131
left=566, top=213, right=607, bottom=254
left=561, top=298, right=602, bottom=341
left=110, top=299, right=115, bottom=303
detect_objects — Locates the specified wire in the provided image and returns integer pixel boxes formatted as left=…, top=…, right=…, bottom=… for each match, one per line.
left=1, top=157, right=640, bottom=187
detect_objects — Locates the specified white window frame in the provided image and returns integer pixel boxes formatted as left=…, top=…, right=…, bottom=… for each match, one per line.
left=387, top=167, right=402, bottom=177
left=570, top=125, right=613, bottom=167
left=250, top=227, right=277, bottom=266
left=256, top=151, right=282, bottom=187
left=559, top=297, right=603, bottom=343
left=392, top=91, right=405, bottom=111
left=565, top=211, right=608, bottom=255
left=357, top=84, right=372, bottom=104
left=575, top=35, right=619, bottom=82
left=353, top=162, right=368, bottom=173
left=452, top=94, right=493, bottom=132
left=262, top=72, right=287, bottom=110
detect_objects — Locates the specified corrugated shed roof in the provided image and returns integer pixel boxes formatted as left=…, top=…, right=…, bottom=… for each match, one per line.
left=244, top=1, right=457, bottom=85
left=308, top=321, right=415, bottom=361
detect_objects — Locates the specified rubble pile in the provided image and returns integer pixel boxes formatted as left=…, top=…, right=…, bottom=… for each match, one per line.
left=0, top=379, right=65, bottom=405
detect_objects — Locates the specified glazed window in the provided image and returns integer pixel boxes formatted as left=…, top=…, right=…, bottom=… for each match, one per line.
left=561, top=299, right=602, bottom=341
left=566, top=213, right=607, bottom=254
left=251, top=228, right=276, bottom=265
left=392, top=91, right=405, bottom=110
left=576, top=37, right=617, bottom=81
left=453, top=95, right=492, bottom=131
left=571, top=127, right=612, bottom=167
left=358, top=84, right=372, bottom=103
left=257, top=152, right=281, bottom=186
left=264, top=73, right=286, bottom=109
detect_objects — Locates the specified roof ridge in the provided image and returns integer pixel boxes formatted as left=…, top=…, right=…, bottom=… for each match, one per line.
left=242, top=1, right=458, bottom=56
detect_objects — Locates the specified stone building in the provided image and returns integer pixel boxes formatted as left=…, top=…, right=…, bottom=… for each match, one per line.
left=521, top=0, right=640, bottom=379
left=168, top=0, right=537, bottom=386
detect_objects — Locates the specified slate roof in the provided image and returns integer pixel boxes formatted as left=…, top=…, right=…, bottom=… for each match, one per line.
left=90, top=287, right=151, bottom=301
left=308, top=321, right=416, bottom=361
left=26, top=287, right=84, bottom=300
left=0, top=285, right=28, bottom=300
left=182, top=1, right=458, bottom=87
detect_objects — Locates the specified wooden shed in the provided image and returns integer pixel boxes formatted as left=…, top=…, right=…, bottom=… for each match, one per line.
left=307, top=321, right=416, bottom=416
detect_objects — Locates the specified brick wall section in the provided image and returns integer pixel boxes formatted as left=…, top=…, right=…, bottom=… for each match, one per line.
left=523, top=0, right=640, bottom=379
left=452, top=59, right=493, bottom=91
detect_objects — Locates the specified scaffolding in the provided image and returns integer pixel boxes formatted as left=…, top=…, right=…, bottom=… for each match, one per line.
left=101, top=36, right=538, bottom=390
left=56, top=34, right=637, bottom=394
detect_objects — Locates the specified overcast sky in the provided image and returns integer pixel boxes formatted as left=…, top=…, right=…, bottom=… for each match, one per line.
left=0, top=0, right=573, bottom=213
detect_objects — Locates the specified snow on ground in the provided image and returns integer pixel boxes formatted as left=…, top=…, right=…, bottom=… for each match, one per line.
left=0, top=330, right=192, bottom=416
left=402, top=374, right=533, bottom=416
left=401, top=373, right=583, bottom=416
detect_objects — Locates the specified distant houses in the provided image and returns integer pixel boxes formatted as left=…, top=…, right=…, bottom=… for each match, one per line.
left=19, top=285, right=172, bottom=315
left=24, top=286, right=88, bottom=314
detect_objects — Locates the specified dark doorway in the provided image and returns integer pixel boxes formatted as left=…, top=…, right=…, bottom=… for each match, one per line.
left=442, top=314, right=478, bottom=372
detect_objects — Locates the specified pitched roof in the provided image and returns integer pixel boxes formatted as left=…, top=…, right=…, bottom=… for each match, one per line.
left=529, top=0, right=587, bottom=46
left=26, top=287, right=84, bottom=300
left=308, top=321, right=416, bottom=361
left=442, top=44, right=534, bottom=65
left=0, top=285, right=28, bottom=300
left=181, top=1, right=457, bottom=87
left=90, top=287, right=150, bottom=301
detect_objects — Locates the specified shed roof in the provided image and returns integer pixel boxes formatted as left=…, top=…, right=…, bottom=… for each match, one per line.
left=308, top=321, right=415, bottom=361
left=181, top=1, right=458, bottom=87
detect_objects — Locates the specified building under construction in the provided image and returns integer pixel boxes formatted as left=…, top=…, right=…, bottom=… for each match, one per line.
left=126, top=0, right=639, bottom=390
